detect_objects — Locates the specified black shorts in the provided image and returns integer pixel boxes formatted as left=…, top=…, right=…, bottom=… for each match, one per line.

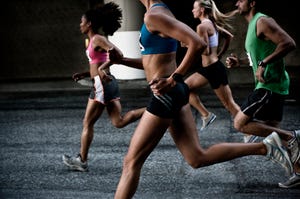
left=241, top=88, right=285, bottom=121
left=147, top=81, right=190, bottom=118
left=196, top=60, right=228, bottom=89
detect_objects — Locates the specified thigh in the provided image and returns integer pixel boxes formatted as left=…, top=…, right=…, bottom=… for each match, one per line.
left=106, top=99, right=122, bottom=119
left=84, top=99, right=105, bottom=124
left=203, top=61, right=228, bottom=89
left=254, top=92, right=284, bottom=122
left=240, top=88, right=272, bottom=120
left=184, top=72, right=208, bottom=91
left=125, top=111, right=171, bottom=164
left=214, top=85, right=233, bottom=103
left=234, top=110, right=251, bottom=129
left=169, top=104, right=204, bottom=161
left=103, top=75, right=121, bottom=103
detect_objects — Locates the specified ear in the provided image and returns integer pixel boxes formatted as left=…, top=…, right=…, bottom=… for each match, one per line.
left=250, top=0, right=256, bottom=8
left=200, top=6, right=205, bottom=13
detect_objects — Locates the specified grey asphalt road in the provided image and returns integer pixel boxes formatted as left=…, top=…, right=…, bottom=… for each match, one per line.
left=0, top=80, right=300, bottom=199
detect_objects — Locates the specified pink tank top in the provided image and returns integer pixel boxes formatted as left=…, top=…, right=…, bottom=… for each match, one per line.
left=86, top=36, right=108, bottom=64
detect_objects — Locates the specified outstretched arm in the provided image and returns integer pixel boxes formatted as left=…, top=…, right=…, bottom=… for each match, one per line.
left=108, top=47, right=144, bottom=70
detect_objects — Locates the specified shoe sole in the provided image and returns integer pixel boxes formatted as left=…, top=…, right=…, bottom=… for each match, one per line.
left=200, top=114, right=216, bottom=131
left=62, top=156, right=88, bottom=172
left=278, top=180, right=300, bottom=188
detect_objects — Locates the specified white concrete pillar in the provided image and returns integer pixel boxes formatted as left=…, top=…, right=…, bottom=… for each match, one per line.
left=106, top=0, right=145, bottom=80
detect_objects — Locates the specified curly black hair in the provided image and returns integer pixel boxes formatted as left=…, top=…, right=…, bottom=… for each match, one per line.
left=84, top=2, right=122, bottom=36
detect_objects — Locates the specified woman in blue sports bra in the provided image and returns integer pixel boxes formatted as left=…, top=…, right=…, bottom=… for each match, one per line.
left=112, top=1, right=293, bottom=198
left=184, top=0, right=240, bottom=131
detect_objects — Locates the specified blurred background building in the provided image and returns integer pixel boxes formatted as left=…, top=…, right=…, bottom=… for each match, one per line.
left=0, top=0, right=299, bottom=85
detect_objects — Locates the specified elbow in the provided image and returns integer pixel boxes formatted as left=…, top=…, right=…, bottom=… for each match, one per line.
left=286, top=39, right=297, bottom=52
left=196, top=38, right=208, bottom=54
left=290, top=40, right=297, bottom=51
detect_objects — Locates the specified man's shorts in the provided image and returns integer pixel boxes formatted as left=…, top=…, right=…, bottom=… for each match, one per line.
left=241, top=88, right=285, bottom=121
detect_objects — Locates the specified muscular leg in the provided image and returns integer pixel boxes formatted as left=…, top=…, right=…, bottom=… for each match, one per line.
left=189, top=92, right=210, bottom=118
left=234, top=111, right=293, bottom=141
left=169, top=104, right=266, bottom=168
left=185, top=73, right=210, bottom=117
left=234, top=110, right=300, bottom=172
left=80, top=99, right=105, bottom=162
left=214, top=84, right=240, bottom=117
left=114, top=111, right=171, bottom=199
left=106, top=100, right=146, bottom=128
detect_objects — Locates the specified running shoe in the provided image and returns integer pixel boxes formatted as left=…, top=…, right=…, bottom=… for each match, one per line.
left=200, top=112, right=216, bottom=131
left=288, top=130, right=300, bottom=164
left=278, top=173, right=300, bottom=188
left=263, top=132, right=293, bottom=175
left=62, top=154, right=88, bottom=172
left=243, top=134, right=259, bottom=143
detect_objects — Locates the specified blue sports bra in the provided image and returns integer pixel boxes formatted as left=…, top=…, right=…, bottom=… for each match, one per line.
left=139, top=3, right=178, bottom=55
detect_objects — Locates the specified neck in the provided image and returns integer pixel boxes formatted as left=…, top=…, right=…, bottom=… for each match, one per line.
left=244, top=9, right=256, bottom=23
left=200, top=16, right=209, bottom=22
left=87, top=32, right=95, bottom=39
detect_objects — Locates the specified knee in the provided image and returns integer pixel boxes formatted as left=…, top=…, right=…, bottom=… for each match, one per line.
left=188, top=159, right=210, bottom=169
left=189, top=161, right=202, bottom=169
left=185, top=153, right=207, bottom=169
left=233, top=118, right=243, bottom=132
left=111, top=119, right=124, bottom=128
left=82, top=117, right=90, bottom=128
left=122, top=154, right=142, bottom=174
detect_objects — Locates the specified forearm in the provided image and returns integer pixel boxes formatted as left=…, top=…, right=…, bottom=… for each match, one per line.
left=119, top=57, right=143, bottom=70
left=263, top=41, right=296, bottom=65
left=238, top=57, right=250, bottom=66
left=177, top=47, right=204, bottom=75
left=98, top=61, right=112, bottom=71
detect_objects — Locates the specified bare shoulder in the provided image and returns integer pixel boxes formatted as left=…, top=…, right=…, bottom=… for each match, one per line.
left=257, top=16, right=278, bottom=29
left=93, top=34, right=107, bottom=42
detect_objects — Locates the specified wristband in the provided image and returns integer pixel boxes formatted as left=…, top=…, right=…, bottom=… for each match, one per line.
left=172, top=73, right=184, bottom=82
left=258, top=60, right=266, bottom=68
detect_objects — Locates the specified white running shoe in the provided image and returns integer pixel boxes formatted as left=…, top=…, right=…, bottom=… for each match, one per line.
left=263, top=132, right=293, bottom=176
left=278, top=173, right=300, bottom=188
left=200, top=112, right=216, bottom=131
left=62, top=154, right=88, bottom=172
left=243, top=134, right=259, bottom=143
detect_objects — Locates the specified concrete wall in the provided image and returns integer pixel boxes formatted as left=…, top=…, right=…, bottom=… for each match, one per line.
left=0, top=0, right=299, bottom=83
left=0, top=0, right=89, bottom=80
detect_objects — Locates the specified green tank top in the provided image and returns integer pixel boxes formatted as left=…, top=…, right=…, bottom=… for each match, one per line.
left=245, top=12, right=289, bottom=95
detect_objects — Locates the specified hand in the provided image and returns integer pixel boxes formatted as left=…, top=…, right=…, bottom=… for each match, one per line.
left=99, top=70, right=112, bottom=83
left=149, top=77, right=173, bottom=96
left=255, top=66, right=265, bottom=83
left=225, top=53, right=239, bottom=68
left=72, top=73, right=85, bottom=82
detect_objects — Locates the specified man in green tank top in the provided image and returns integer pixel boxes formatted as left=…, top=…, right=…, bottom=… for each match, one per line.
left=226, top=0, right=299, bottom=188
